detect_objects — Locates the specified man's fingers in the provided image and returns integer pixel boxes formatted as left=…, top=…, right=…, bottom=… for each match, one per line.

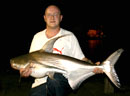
left=95, top=61, right=100, bottom=65
left=93, top=67, right=104, bottom=74
left=20, top=68, right=32, bottom=77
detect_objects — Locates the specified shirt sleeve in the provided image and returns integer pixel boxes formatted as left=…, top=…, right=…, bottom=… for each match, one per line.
left=29, top=33, right=42, bottom=53
left=29, top=32, right=45, bottom=53
left=29, top=35, right=37, bottom=53
left=70, top=34, right=85, bottom=60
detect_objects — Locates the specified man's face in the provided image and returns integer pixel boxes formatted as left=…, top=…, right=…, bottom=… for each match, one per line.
left=44, top=6, right=63, bottom=29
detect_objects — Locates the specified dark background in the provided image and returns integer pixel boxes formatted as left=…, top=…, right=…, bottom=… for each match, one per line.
left=1, top=0, right=130, bottom=95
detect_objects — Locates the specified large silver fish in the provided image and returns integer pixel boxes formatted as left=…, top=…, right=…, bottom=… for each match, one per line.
left=10, top=35, right=124, bottom=90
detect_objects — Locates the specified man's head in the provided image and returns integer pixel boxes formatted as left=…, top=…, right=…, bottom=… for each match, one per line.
left=44, top=5, right=63, bottom=29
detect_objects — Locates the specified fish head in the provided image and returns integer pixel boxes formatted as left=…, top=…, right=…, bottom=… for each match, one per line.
left=10, top=54, right=32, bottom=70
left=10, top=59, right=22, bottom=70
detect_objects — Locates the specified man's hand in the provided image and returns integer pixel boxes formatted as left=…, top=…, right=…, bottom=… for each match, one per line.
left=93, top=67, right=104, bottom=74
left=93, top=61, right=104, bottom=74
left=82, top=58, right=104, bottom=74
left=19, top=63, right=33, bottom=77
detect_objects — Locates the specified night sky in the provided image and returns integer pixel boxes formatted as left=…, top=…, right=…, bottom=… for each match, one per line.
left=1, top=0, right=130, bottom=85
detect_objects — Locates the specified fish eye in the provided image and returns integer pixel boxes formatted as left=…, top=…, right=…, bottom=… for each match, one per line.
left=11, top=63, right=18, bottom=69
left=13, top=64, right=17, bottom=68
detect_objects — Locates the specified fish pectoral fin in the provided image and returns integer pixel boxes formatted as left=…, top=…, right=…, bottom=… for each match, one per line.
left=46, top=72, right=55, bottom=79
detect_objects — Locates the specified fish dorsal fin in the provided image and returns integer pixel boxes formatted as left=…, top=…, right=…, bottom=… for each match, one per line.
left=40, top=34, right=70, bottom=53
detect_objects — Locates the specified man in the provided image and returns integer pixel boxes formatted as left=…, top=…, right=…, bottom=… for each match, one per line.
left=20, top=4, right=103, bottom=96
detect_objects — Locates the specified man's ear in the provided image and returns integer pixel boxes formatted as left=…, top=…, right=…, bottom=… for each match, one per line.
left=43, top=15, right=46, bottom=22
left=60, top=15, right=63, bottom=22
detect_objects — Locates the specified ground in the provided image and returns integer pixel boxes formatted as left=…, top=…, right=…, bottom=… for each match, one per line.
left=0, top=71, right=130, bottom=96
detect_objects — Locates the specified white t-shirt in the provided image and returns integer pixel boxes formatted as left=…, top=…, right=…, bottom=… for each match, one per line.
left=29, top=28, right=85, bottom=88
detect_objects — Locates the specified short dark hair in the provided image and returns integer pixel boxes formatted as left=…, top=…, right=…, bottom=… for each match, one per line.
left=42, top=1, right=64, bottom=15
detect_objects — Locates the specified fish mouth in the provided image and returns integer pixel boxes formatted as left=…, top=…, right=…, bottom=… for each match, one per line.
left=10, top=59, right=18, bottom=70
left=10, top=59, right=14, bottom=65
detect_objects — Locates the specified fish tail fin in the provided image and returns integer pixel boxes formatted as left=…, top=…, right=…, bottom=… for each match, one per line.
left=102, top=48, right=124, bottom=88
